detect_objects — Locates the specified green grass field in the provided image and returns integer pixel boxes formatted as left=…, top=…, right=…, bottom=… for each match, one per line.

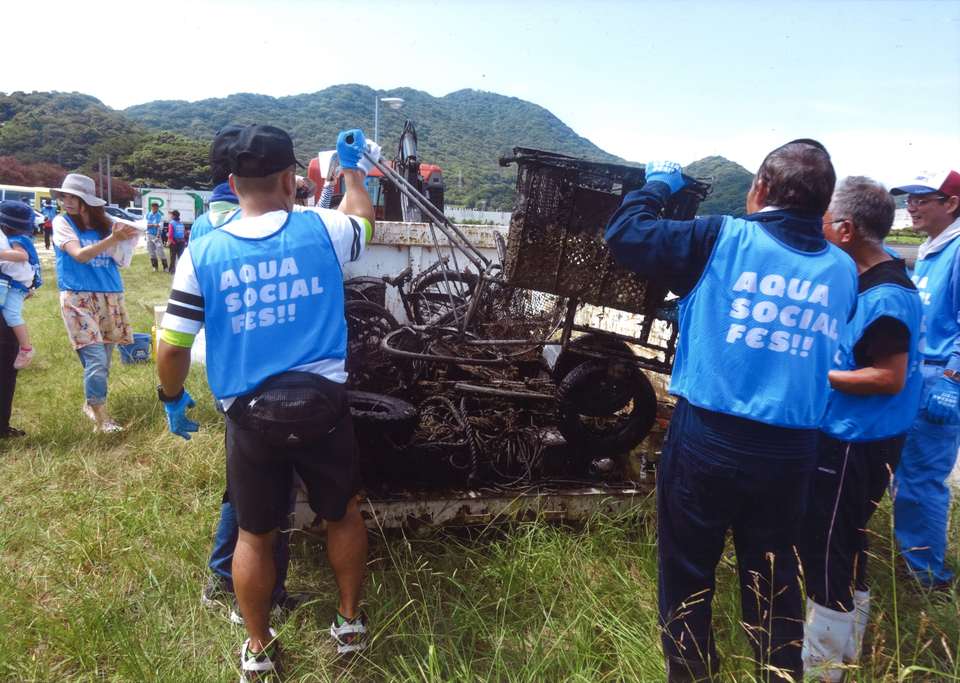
left=1, top=254, right=958, bottom=682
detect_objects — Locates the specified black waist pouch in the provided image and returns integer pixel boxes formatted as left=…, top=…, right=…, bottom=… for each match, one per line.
left=227, top=372, right=347, bottom=447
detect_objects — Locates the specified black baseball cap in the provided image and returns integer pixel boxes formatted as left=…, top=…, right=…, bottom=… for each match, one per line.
left=230, top=124, right=305, bottom=178
left=210, top=124, right=244, bottom=184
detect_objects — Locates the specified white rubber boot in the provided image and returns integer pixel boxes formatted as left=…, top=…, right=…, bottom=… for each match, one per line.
left=844, top=590, right=870, bottom=663
left=802, top=598, right=854, bottom=682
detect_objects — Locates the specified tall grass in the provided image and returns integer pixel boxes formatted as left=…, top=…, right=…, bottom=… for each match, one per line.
left=0, top=254, right=957, bottom=682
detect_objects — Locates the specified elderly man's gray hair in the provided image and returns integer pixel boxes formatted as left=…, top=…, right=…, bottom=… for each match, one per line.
left=829, top=176, right=896, bottom=243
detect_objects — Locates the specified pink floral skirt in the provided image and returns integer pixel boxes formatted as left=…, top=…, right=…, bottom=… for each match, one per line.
left=60, top=291, right=133, bottom=350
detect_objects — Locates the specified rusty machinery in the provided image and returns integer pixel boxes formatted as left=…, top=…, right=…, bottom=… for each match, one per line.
left=339, top=146, right=710, bottom=524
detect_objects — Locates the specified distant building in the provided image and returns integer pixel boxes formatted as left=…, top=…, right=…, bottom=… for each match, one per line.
left=891, top=208, right=912, bottom=231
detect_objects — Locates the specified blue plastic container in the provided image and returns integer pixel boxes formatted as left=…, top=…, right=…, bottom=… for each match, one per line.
left=119, top=333, right=153, bottom=364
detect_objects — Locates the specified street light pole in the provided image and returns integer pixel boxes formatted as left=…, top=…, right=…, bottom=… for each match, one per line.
left=374, top=96, right=405, bottom=143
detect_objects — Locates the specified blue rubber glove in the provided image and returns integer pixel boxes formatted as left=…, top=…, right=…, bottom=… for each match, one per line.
left=164, top=389, right=199, bottom=440
left=925, top=375, right=960, bottom=425
left=645, top=161, right=688, bottom=194
left=336, top=129, right=367, bottom=170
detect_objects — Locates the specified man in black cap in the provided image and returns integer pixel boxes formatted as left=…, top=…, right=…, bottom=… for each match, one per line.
left=189, top=125, right=243, bottom=242
left=145, top=201, right=168, bottom=271
left=157, top=124, right=375, bottom=680
left=188, top=124, right=300, bottom=626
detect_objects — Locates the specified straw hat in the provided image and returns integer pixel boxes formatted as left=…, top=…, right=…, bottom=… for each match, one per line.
left=51, top=173, right=106, bottom=207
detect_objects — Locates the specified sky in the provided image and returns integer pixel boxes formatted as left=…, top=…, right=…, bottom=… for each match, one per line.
left=2, top=0, right=959, bottom=185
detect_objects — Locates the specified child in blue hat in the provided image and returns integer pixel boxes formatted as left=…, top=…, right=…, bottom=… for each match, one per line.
left=0, top=201, right=42, bottom=369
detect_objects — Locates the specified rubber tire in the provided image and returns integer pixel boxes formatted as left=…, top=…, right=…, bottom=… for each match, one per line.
left=347, top=390, right=418, bottom=445
left=345, top=300, right=399, bottom=334
left=556, top=359, right=657, bottom=455
left=345, top=300, right=399, bottom=362
left=345, top=300, right=400, bottom=388
left=552, top=333, right=635, bottom=384
left=411, top=271, right=478, bottom=326
left=344, top=276, right=387, bottom=307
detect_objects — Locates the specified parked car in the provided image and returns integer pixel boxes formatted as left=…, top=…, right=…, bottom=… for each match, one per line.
left=104, top=206, right=140, bottom=222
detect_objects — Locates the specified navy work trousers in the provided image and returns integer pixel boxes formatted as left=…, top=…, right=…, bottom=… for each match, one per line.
left=0, top=317, right=19, bottom=431
left=657, top=403, right=813, bottom=682
left=800, top=434, right=903, bottom=612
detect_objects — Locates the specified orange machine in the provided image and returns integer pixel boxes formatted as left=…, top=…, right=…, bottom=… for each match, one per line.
left=307, top=120, right=445, bottom=221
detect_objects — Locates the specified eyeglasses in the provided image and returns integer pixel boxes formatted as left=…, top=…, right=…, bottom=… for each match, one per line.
left=906, top=195, right=947, bottom=208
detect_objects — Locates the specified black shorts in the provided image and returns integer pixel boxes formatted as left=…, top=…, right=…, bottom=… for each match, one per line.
left=226, top=410, right=361, bottom=534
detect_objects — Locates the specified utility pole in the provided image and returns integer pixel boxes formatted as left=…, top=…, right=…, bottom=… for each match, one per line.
left=98, top=157, right=103, bottom=197
left=106, top=155, right=112, bottom=205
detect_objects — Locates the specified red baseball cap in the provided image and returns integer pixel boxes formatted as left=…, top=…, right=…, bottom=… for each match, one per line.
left=890, top=170, right=960, bottom=197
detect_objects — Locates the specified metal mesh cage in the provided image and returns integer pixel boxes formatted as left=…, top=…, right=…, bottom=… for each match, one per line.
left=500, top=148, right=710, bottom=314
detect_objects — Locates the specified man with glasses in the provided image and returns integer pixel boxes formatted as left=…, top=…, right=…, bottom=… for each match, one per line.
left=890, top=170, right=960, bottom=590
left=800, top=177, right=922, bottom=680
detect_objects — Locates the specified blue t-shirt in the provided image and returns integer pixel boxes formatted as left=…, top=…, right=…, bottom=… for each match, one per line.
left=912, top=234, right=960, bottom=363
left=169, top=220, right=186, bottom=242
left=670, top=216, right=857, bottom=428
left=4, top=234, right=41, bottom=291
left=189, top=211, right=347, bottom=400
left=54, top=215, right=123, bottom=293
left=605, top=182, right=858, bottom=461
left=821, top=259, right=922, bottom=441
left=146, top=210, right=164, bottom=236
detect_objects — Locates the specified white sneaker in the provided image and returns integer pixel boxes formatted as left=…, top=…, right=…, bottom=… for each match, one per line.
left=329, top=612, right=368, bottom=655
left=239, top=628, right=281, bottom=682
left=13, top=346, right=33, bottom=369
left=97, top=420, right=123, bottom=434
left=82, top=403, right=123, bottom=433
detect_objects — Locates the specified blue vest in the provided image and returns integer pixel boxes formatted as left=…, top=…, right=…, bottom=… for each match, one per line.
left=146, top=211, right=164, bottom=236
left=3, top=234, right=41, bottom=291
left=821, top=282, right=923, bottom=441
left=187, top=207, right=240, bottom=242
left=670, top=216, right=858, bottom=428
left=170, top=220, right=186, bottom=241
left=54, top=216, right=124, bottom=293
left=190, top=211, right=347, bottom=400
left=911, top=235, right=960, bottom=363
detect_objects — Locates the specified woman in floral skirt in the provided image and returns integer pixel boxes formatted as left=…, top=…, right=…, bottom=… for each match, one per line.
left=51, top=174, right=140, bottom=432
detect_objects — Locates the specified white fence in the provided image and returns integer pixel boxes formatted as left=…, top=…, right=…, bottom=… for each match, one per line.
left=445, top=207, right=511, bottom=225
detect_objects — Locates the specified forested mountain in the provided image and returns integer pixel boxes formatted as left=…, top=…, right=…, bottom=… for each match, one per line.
left=124, top=84, right=620, bottom=208
left=0, top=88, right=754, bottom=212
left=684, top=155, right=754, bottom=217
left=0, top=92, right=210, bottom=188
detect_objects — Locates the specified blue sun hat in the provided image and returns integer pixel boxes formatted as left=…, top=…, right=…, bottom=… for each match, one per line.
left=0, top=200, right=36, bottom=235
